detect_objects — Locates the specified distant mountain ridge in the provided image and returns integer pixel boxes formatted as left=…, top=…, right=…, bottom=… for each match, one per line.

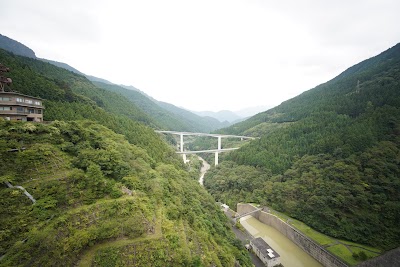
left=193, top=110, right=241, bottom=123
left=206, top=42, right=400, bottom=251
left=192, top=105, right=272, bottom=123
left=157, top=101, right=230, bottom=131
left=219, top=43, right=400, bottom=136
left=40, top=58, right=85, bottom=75
left=0, top=33, right=228, bottom=132
left=0, top=33, right=36, bottom=58
left=93, top=81, right=228, bottom=132
left=234, top=105, right=272, bottom=118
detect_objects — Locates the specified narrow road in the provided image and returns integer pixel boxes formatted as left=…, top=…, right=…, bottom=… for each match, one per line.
left=198, top=156, right=210, bottom=185
left=223, top=210, right=265, bottom=267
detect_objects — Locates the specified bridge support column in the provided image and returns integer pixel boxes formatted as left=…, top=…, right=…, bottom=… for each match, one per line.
left=214, top=136, right=221, bottom=166
left=180, top=134, right=184, bottom=152
left=180, top=134, right=186, bottom=164
left=182, top=154, right=188, bottom=164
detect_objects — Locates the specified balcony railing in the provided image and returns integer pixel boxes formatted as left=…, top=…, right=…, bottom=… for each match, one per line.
left=0, top=100, right=43, bottom=108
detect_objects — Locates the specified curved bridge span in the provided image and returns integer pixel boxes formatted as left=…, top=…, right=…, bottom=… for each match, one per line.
left=156, top=130, right=255, bottom=165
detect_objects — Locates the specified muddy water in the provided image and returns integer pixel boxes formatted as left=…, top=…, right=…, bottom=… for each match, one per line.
left=240, top=215, right=323, bottom=267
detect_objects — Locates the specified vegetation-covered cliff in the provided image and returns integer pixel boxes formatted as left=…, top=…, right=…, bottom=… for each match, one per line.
left=0, top=49, right=251, bottom=266
left=205, top=43, right=400, bottom=250
left=0, top=121, right=250, bottom=266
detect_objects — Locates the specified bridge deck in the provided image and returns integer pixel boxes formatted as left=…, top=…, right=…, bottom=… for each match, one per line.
left=176, top=148, right=239, bottom=154
left=156, top=130, right=255, bottom=139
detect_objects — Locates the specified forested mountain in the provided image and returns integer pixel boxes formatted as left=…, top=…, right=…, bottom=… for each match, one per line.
left=0, top=33, right=230, bottom=132
left=0, top=49, right=251, bottom=266
left=93, top=81, right=227, bottom=132
left=157, top=101, right=230, bottom=131
left=40, top=58, right=85, bottom=75
left=205, top=43, right=400, bottom=250
left=0, top=34, right=36, bottom=58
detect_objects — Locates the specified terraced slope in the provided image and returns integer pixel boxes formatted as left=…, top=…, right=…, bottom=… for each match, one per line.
left=0, top=120, right=251, bottom=267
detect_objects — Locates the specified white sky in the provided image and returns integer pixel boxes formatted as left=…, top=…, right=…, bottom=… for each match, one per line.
left=1, top=0, right=400, bottom=112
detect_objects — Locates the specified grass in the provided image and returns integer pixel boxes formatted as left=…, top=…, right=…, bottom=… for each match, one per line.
left=77, top=207, right=163, bottom=266
left=289, top=218, right=334, bottom=246
left=327, top=244, right=357, bottom=265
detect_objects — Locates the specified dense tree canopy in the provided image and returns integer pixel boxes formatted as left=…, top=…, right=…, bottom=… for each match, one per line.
left=205, top=43, right=400, bottom=250
left=0, top=120, right=251, bottom=267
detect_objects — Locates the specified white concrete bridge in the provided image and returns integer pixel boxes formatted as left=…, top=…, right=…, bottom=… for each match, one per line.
left=156, top=131, right=255, bottom=165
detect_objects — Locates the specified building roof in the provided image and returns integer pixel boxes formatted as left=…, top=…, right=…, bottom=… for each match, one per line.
left=252, top=237, right=280, bottom=259
left=0, top=91, right=44, bottom=100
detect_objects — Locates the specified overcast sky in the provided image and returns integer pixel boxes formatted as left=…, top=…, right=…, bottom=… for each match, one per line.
left=1, top=0, right=400, bottom=112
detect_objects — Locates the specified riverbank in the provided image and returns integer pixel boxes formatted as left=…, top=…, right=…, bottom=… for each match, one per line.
left=198, top=156, right=210, bottom=185
left=240, top=215, right=323, bottom=267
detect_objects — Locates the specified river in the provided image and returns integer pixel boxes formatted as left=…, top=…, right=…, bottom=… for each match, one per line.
left=198, top=156, right=210, bottom=185
left=240, top=215, right=323, bottom=267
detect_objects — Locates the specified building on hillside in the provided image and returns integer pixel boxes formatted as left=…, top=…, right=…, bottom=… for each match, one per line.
left=250, top=237, right=280, bottom=267
left=221, top=203, right=229, bottom=211
left=0, top=91, right=44, bottom=122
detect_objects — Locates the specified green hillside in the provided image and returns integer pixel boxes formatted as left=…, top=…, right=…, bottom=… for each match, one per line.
left=0, top=121, right=250, bottom=266
left=1, top=33, right=227, bottom=133
left=0, top=48, right=171, bottom=161
left=205, top=44, right=400, bottom=250
left=0, top=49, right=251, bottom=266
left=94, top=81, right=228, bottom=132
left=157, top=101, right=230, bottom=131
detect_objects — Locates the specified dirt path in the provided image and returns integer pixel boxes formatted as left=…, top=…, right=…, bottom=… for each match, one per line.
left=76, top=208, right=163, bottom=266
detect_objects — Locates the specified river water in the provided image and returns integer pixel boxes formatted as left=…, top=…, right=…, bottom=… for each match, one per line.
left=240, top=215, right=323, bottom=267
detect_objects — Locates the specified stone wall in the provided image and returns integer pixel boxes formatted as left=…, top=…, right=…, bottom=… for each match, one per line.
left=237, top=203, right=348, bottom=267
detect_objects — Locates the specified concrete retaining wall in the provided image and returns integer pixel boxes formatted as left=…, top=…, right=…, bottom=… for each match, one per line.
left=237, top=203, right=348, bottom=267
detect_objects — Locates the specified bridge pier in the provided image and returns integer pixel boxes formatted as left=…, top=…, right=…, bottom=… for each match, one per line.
left=180, top=134, right=184, bottom=153
left=214, top=136, right=222, bottom=166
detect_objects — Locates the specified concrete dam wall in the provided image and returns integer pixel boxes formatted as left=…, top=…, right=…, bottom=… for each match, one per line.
left=237, top=203, right=348, bottom=267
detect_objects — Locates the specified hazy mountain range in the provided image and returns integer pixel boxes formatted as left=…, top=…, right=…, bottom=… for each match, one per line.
left=1, top=31, right=399, bottom=265
left=0, top=33, right=265, bottom=125
left=192, top=105, right=271, bottom=123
